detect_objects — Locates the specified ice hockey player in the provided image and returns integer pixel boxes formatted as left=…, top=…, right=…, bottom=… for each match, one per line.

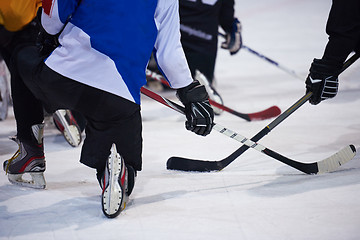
left=178, top=0, right=242, bottom=114
left=0, top=0, right=47, bottom=189
left=305, top=0, right=360, bottom=105
left=5, top=0, right=214, bottom=219
left=0, top=1, right=84, bottom=147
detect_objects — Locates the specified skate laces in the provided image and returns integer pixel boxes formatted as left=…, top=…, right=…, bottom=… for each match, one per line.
left=4, top=148, right=20, bottom=174
left=4, top=136, right=21, bottom=174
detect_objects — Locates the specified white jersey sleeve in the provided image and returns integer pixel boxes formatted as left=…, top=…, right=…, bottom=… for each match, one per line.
left=154, top=0, right=193, bottom=89
left=41, top=0, right=79, bottom=35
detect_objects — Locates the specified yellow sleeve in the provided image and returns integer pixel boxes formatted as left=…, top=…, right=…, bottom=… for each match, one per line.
left=0, top=0, right=41, bottom=32
left=0, top=11, right=4, bottom=25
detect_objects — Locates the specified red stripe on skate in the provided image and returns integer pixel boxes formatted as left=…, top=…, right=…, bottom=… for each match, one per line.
left=121, top=167, right=126, bottom=185
left=19, top=156, right=45, bottom=173
left=54, top=119, right=65, bottom=132
left=102, top=177, right=106, bottom=194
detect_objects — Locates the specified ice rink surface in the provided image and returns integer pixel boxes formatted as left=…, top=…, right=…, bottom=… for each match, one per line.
left=1, top=0, right=360, bottom=239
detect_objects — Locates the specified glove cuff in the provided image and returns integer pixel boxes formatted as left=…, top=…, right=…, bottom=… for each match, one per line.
left=310, top=58, right=342, bottom=75
left=177, top=81, right=209, bottom=104
left=232, top=18, right=242, bottom=33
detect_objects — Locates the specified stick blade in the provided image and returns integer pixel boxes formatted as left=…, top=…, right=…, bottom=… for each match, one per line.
left=167, top=157, right=222, bottom=172
left=248, top=105, right=281, bottom=121
left=317, top=145, right=356, bottom=174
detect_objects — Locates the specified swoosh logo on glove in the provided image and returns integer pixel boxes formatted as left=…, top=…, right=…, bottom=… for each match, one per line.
left=309, top=76, right=322, bottom=84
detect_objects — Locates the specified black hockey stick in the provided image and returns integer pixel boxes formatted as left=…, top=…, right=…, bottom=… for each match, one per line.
left=145, top=68, right=281, bottom=121
left=166, top=53, right=360, bottom=172
left=140, top=87, right=356, bottom=174
left=219, top=32, right=302, bottom=80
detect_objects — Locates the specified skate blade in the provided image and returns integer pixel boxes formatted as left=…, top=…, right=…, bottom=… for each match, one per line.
left=8, top=172, right=46, bottom=189
left=63, top=125, right=82, bottom=147
left=55, top=110, right=82, bottom=147
left=102, top=144, right=125, bottom=218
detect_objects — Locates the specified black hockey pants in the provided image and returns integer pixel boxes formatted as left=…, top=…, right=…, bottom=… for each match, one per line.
left=14, top=46, right=143, bottom=172
left=0, top=21, right=44, bottom=141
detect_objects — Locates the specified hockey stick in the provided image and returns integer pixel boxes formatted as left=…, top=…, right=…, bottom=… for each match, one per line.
left=219, top=32, right=303, bottom=80
left=208, top=99, right=280, bottom=121
left=145, top=68, right=281, bottom=121
left=242, top=45, right=303, bottom=80
left=140, top=87, right=356, bottom=174
left=166, top=53, right=360, bottom=172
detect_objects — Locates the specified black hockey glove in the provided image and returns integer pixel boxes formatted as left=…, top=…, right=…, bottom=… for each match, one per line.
left=305, top=58, right=342, bottom=105
left=177, top=81, right=214, bottom=136
left=36, top=28, right=60, bottom=57
left=221, top=18, right=242, bottom=55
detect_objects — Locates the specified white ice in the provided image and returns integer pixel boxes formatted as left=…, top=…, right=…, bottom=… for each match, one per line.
left=1, top=0, right=360, bottom=239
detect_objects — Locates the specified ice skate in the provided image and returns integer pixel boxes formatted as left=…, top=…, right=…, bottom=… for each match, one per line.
left=99, top=143, right=135, bottom=218
left=53, top=109, right=82, bottom=147
left=3, top=124, right=46, bottom=189
left=195, top=70, right=224, bottom=115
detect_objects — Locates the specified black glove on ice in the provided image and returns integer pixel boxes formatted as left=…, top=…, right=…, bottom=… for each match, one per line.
left=305, top=58, right=342, bottom=105
left=177, top=81, right=214, bottom=136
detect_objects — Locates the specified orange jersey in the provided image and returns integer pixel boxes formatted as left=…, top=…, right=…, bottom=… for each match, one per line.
left=0, top=0, right=41, bottom=31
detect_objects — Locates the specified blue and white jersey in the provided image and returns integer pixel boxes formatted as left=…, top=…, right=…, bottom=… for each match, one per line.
left=41, top=0, right=193, bottom=104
